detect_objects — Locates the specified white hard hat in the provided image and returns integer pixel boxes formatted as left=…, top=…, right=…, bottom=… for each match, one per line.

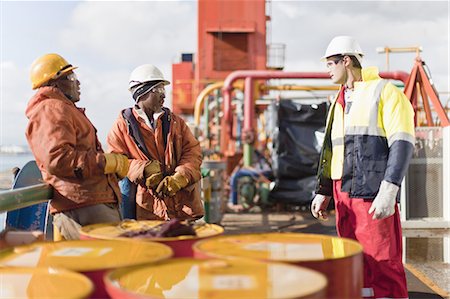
left=322, top=36, right=364, bottom=64
left=128, top=64, right=170, bottom=90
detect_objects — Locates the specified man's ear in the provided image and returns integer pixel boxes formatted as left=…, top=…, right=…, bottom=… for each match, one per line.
left=343, top=55, right=352, bottom=67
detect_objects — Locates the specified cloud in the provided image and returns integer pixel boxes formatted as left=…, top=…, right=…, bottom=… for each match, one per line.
left=0, top=62, right=33, bottom=146
left=60, top=1, right=196, bottom=68
left=271, top=1, right=449, bottom=90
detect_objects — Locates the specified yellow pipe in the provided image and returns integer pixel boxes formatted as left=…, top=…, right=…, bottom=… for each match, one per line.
left=194, top=82, right=337, bottom=125
left=194, top=81, right=224, bottom=125
left=194, top=81, right=245, bottom=125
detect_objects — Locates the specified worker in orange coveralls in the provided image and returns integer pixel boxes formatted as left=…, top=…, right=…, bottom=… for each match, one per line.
left=311, top=36, right=415, bottom=299
left=26, top=53, right=129, bottom=240
left=107, top=64, right=204, bottom=221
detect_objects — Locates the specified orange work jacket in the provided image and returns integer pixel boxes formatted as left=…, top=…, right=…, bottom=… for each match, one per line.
left=25, top=87, right=120, bottom=214
left=107, top=107, right=204, bottom=220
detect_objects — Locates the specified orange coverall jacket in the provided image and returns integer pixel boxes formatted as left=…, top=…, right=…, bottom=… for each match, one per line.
left=25, top=87, right=121, bottom=214
left=107, top=108, right=204, bottom=220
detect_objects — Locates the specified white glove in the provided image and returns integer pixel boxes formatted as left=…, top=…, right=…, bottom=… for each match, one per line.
left=368, top=180, right=399, bottom=220
left=311, top=194, right=331, bottom=220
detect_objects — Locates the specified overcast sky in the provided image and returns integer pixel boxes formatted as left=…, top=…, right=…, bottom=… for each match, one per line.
left=0, top=0, right=448, bottom=147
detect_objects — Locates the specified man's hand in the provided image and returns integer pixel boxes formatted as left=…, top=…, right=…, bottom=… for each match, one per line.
left=104, top=153, right=129, bottom=179
left=143, top=160, right=163, bottom=189
left=368, top=180, right=399, bottom=220
left=156, top=173, right=189, bottom=197
left=311, top=194, right=331, bottom=220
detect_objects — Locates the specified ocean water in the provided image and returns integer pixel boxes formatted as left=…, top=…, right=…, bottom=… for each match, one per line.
left=0, top=154, right=35, bottom=230
left=0, top=153, right=34, bottom=231
left=0, top=154, right=35, bottom=172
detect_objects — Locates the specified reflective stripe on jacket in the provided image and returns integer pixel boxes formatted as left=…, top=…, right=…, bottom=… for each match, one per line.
left=316, top=67, right=415, bottom=198
left=25, top=87, right=121, bottom=213
left=107, top=107, right=204, bottom=220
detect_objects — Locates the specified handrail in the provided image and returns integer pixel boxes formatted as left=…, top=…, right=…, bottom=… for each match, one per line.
left=0, top=184, right=52, bottom=212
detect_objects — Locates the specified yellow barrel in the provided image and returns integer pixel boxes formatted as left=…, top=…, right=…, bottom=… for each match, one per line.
left=193, top=233, right=363, bottom=299
left=104, top=258, right=327, bottom=299
left=80, top=220, right=224, bottom=257
left=0, top=239, right=173, bottom=299
left=0, top=267, right=93, bottom=299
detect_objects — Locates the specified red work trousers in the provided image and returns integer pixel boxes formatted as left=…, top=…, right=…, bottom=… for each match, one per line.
left=333, top=180, right=408, bottom=299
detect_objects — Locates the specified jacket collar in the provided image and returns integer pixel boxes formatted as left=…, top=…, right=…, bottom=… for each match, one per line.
left=353, top=66, right=381, bottom=89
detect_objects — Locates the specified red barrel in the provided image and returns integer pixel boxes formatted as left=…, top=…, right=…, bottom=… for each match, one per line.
left=80, top=220, right=224, bottom=257
left=104, top=258, right=328, bottom=299
left=193, top=233, right=363, bottom=298
left=0, top=239, right=172, bottom=299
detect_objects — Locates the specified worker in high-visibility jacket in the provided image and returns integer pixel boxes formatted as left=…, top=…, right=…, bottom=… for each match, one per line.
left=311, top=36, right=414, bottom=299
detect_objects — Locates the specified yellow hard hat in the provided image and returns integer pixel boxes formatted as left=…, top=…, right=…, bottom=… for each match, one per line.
left=30, top=53, right=78, bottom=89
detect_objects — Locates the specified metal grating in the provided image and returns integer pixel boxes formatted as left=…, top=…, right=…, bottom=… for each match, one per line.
left=406, top=127, right=443, bottom=219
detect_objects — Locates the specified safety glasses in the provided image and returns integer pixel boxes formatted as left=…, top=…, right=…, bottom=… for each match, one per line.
left=326, top=59, right=342, bottom=70
left=62, top=72, right=78, bottom=82
left=151, top=86, right=165, bottom=95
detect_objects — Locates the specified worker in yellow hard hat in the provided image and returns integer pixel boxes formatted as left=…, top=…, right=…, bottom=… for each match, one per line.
left=106, top=64, right=204, bottom=220
left=26, top=53, right=129, bottom=240
left=311, top=36, right=414, bottom=298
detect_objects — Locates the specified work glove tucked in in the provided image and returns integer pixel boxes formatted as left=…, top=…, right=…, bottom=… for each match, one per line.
left=104, top=153, right=129, bottom=179
left=311, top=194, right=331, bottom=220
left=368, top=180, right=399, bottom=220
left=156, top=173, right=189, bottom=197
left=144, top=160, right=163, bottom=189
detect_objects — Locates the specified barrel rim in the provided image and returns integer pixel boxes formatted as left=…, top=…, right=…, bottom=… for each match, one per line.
left=104, top=257, right=328, bottom=298
left=193, top=232, right=363, bottom=262
left=0, top=239, right=174, bottom=271
left=0, top=266, right=94, bottom=298
left=79, top=220, right=225, bottom=242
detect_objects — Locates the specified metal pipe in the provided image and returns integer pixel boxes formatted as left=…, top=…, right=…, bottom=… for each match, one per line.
left=261, top=85, right=339, bottom=91
left=243, top=77, right=254, bottom=166
left=0, top=184, right=52, bottom=212
left=223, top=71, right=331, bottom=127
left=222, top=71, right=331, bottom=154
left=379, top=71, right=409, bottom=84
left=194, top=81, right=224, bottom=125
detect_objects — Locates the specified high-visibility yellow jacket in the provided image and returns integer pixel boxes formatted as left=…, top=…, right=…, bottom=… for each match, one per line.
left=316, top=67, right=415, bottom=198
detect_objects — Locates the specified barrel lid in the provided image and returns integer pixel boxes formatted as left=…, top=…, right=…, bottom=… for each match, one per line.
left=0, top=239, right=172, bottom=272
left=194, top=233, right=363, bottom=262
left=105, top=258, right=327, bottom=299
left=0, top=267, right=93, bottom=299
left=80, top=220, right=224, bottom=242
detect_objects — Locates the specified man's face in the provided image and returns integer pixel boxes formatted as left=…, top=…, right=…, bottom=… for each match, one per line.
left=58, top=72, right=80, bottom=102
left=326, top=57, right=345, bottom=84
left=137, top=83, right=165, bottom=113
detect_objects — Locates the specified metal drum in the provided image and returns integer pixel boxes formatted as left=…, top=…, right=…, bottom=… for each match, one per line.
left=104, top=258, right=327, bottom=299
left=201, top=160, right=226, bottom=224
left=193, top=233, right=363, bottom=299
left=0, top=239, right=172, bottom=299
left=80, top=220, right=224, bottom=257
left=0, top=267, right=93, bottom=299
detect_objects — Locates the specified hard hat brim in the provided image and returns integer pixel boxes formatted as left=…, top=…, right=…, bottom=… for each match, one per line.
left=32, top=66, right=78, bottom=90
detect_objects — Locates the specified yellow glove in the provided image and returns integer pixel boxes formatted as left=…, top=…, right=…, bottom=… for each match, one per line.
left=156, top=173, right=189, bottom=197
left=144, top=160, right=163, bottom=189
left=104, top=153, right=129, bottom=179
